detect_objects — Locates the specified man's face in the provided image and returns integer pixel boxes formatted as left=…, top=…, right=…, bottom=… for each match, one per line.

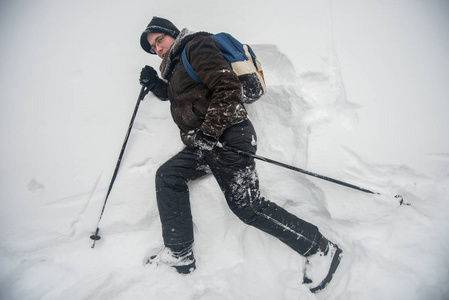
left=147, top=32, right=175, bottom=59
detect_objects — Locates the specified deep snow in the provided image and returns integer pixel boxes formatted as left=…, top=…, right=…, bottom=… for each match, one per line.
left=1, top=0, right=449, bottom=299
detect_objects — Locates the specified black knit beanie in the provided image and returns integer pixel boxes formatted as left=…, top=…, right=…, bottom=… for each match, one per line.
left=140, top=17, right=180, bottom=54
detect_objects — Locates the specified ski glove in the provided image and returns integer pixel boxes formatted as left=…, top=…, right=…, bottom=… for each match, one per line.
left=193, top=130, right=218, bottom=151
left=139, top=65, right=158, bottom=91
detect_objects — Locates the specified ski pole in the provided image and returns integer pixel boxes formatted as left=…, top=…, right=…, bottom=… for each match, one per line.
left=90, top=85, right=147, bottom=248
left=221, top=145, right=409, bottom=206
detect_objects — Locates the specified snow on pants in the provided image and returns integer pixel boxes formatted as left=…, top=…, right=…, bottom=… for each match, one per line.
left=155, top=120, right=323, bottom=256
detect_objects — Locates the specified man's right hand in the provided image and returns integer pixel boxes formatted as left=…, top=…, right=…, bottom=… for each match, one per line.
left=139, top=65, right=158, bottom=91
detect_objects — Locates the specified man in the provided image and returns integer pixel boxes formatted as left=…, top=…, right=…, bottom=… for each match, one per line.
left=139, top=16, right=342, bottom=292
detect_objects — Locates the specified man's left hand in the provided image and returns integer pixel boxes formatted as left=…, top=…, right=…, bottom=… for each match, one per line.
left=193, top=130, right=218, bottom=151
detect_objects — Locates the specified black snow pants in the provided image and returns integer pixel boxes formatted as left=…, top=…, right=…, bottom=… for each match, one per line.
left=155, top=120, right=323, bottom=256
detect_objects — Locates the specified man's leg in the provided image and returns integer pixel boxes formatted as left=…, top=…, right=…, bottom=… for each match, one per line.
left=207, top=121, right=322, bottom=256
left=155, top=147, right=209, bottom=249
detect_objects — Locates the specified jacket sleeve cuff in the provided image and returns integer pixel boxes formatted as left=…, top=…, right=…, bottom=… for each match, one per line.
left=151, top=78, right=169, bottom=100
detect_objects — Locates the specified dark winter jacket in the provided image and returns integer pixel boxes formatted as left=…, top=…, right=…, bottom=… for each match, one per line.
left=151, top=29, right=248, bottom=147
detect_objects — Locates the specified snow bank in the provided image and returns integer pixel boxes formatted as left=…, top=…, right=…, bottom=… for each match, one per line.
left=1, top=0, right=448, bottom=299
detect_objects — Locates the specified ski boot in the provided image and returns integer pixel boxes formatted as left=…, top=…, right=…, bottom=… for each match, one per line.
left=147, top=245, right=196, bottom=274
left=303, top=237, right=343, bottom=293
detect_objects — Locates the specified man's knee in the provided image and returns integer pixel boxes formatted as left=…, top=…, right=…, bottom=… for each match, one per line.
left=228, top=198, right=265, bottom=225
left=156, top=164, right=189, bottom=191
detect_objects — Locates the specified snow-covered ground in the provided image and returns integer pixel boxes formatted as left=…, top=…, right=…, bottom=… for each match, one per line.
left=1, top=0, right=449, bottom=299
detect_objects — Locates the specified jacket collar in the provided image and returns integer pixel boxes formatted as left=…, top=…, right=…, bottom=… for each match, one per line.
left=160, top=28, right=211, bottom=79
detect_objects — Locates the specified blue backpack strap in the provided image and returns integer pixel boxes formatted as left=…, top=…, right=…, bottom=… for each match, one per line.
left=211, top=32, right=247, bottom=64
left=181, top=44, right=204, bottom=84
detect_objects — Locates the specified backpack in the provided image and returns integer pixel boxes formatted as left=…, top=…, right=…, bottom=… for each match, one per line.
left=181, top=32, right=266, bottom=104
